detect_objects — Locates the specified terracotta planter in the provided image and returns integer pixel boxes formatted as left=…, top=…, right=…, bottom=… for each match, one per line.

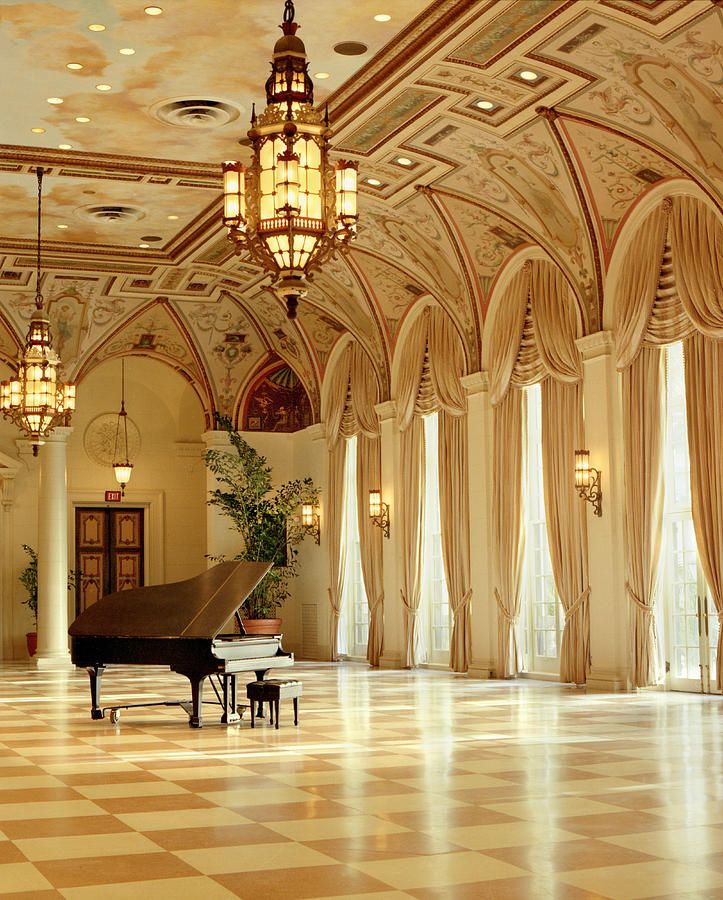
left=242, top=618, right=282, bottom=636
left=26, top=631, right=37, bottom=657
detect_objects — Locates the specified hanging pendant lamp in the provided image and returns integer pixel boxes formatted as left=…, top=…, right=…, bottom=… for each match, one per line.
left=112, top=359, right=133, bottom=495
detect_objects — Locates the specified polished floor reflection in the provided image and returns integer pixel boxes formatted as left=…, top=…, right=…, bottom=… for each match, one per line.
left=0, top=661, right=721, bottom=899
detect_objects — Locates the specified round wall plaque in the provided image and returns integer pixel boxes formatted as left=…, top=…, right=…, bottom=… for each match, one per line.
left=84, top=413, right=141, bottom=468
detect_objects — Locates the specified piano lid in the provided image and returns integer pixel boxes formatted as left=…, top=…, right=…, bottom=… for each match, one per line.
left=68, top=561, right=272, bottom=640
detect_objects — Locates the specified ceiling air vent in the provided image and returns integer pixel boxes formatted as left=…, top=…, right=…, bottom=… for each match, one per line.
left=151, top=97, right=242, bottom=129
left=77, top=205, right=146, bottom=224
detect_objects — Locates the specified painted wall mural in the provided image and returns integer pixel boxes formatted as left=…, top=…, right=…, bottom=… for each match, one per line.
left=243, top=363, right=313, bottom=433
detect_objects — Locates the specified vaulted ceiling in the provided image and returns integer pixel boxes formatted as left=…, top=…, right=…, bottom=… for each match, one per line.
left=0, top=0, right=720, bottom=424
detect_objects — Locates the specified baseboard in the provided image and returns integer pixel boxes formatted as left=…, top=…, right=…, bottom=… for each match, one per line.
left=585, top=665, right=633, bottom=693
left=467, top=657, right=493, bottom=679
left=379, top=652, right=404, bottom=669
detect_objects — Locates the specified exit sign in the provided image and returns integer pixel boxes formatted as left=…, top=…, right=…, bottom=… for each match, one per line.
left=105, top=490, right=122, bottom=502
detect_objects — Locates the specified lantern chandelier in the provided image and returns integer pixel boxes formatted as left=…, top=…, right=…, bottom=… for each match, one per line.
left=222, top=0, right=359, bottom=320
left=112, top=359, right=133, bottom=496
left=0, top=167, right=75, bottom=454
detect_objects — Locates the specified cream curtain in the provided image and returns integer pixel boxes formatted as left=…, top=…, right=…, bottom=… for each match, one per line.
left=531, top=262, right=582, bottom=382
left=493, top=389, right=525, bottom=677
left=488, top=267, right=530, bottom=405
left=622, top=348, right=665, bottom=688
left=327, top=440, right=347, bottom=661
left=400, top=416, right=425, bottom=667
left=684, top=333, right=723, bottom=690
left=324, top=342, right=382, bottom=664
left=438, top=410, right=472, bottom=672
left=541, top=378, right=590, bottom=684
left=356, top=433, right=384, bottom=667
left=670, top=197, right=723, bottom=339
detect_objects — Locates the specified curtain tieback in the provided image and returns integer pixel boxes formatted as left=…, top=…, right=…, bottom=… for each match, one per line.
left=328, top=587, right=341, bottom=617
left=401, top=589, right=419, bottom=616
left=369, top=594, right=384, bottom=613
left=626, top=583, right=654, bottom=616
left=494, top=588, right=517, bottom=624
left=564, top=587, right=590, bottom=623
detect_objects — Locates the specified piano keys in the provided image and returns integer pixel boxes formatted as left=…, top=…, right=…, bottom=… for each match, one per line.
left=69, top=561, right=293, bottom=727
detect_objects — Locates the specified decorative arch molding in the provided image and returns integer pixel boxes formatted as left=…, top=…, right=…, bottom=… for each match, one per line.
left=603, top=179, right=721, bottom=332
left=234, top=355, right=313, bottom=434
left=482, top=247, right=586, bottom=373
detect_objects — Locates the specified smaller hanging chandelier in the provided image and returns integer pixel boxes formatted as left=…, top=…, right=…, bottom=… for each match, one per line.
left=112, top=359, right=133, bottom=496
left=0, top=167, right=75, bottom=455
left=221, top=0, right=358, bottom=319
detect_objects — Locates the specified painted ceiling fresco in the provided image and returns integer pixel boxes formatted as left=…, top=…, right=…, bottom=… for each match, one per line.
left=0, top=0, right=720, bottom=425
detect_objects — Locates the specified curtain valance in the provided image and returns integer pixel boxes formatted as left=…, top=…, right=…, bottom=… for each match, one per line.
left=323, top=343, right=380, bottom=448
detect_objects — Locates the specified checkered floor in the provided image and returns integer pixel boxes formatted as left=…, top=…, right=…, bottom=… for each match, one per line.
left=0, top=661, right=722, bottom=899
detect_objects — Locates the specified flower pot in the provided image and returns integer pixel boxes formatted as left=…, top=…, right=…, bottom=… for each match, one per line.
left=26, top=631, right=37, bottom=657
left=242, top=618, right=282, bottom=636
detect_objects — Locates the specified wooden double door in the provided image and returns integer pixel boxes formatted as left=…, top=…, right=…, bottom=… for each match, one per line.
left=75, top=507, right=144, bottom=615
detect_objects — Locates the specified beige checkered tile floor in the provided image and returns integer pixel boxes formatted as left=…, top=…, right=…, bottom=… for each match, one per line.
left=0, top=661, right=722, bottom=899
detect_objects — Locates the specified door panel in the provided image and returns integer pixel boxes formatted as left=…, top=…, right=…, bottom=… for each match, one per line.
left=76, top=507, right=144, bottom=614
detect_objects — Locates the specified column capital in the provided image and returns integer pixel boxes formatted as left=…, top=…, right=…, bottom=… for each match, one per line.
left=304, top=423, right=326, bottom=442
left=576, top=330, right=615, bottom=361
left=42, top=426, right=74, bottom=444
left=174, top=442, right=204, bottom=458
left=201, top=429, right=232, bottom=449
left=374, top=400, right=397, bottom=422
left=461, top=371, right=489, bottom=395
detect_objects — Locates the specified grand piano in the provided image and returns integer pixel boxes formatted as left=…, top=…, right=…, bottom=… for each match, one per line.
left=69, top=561, right=293, bottom=727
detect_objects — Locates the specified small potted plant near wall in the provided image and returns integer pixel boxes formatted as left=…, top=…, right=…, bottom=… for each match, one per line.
left=205, top=416, right=319, bottom=634
left=19, top=544, right=38, bottom=657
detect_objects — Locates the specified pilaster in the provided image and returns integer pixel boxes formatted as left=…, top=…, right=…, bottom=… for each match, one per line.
left=576, top=332, right=632, bottom=692
left=201, top=430, right=237, bottom=563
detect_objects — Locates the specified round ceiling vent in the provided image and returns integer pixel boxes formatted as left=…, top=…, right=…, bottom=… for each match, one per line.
left=333, top=41, right=368, bottom=56
left=76, top=205, right=146, bottom=224
left=151, top=97, right=242, bottom=129
left=140, top=234, right=163, bottom=242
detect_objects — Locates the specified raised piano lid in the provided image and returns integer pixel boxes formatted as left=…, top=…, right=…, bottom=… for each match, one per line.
left=68, top=560, right=272, bottom=640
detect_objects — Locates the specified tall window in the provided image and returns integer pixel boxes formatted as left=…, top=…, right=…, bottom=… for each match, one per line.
left=418, top=413, right=450, bottom=665
left=660, top=342, right=719, bottom=692
left=521, top=384, right=562, bottom=674
left=337, top=436, right=369, bottom=658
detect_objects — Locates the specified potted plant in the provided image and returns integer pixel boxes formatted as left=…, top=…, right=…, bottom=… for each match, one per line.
left=205, top=416, right=319, bottom=634
left=19, top=545, right=79, bottom=657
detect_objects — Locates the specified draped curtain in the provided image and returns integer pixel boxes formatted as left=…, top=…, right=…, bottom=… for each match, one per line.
left=488, top=260, right=589, bottom=682
left=615, top=196, right=723, bottom=689
left=396, top=306, right=471, bottom=671
left=323, top=342, right=382, bottom=664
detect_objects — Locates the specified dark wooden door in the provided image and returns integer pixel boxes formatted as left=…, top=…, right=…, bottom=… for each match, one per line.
left=75, top=507, right=144, bottom=615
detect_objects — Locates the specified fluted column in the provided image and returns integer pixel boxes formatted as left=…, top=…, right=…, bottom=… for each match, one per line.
left=36, top=427, right=73, bottom=669
left=576, top=332, right=632, bottom=691
left=462, top=372, right=494, bottom=678
left=375, top=401, right=403, bottom=669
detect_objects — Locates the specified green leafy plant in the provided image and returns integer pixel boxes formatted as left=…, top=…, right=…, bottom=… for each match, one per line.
left=205, top=415, right=320, bottom=618
left=19, top=545, right=79, bottom=629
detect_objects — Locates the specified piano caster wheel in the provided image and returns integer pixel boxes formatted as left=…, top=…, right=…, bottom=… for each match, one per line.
left=110, top=709, right=120, bottom=725
left=91, top=709, right=104, bottom=720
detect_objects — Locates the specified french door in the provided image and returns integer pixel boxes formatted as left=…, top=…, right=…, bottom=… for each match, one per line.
left=75, top=507, right=144, bottom=615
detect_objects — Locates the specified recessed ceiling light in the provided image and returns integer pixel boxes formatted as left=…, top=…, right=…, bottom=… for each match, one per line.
left=476, top=99, right=495, bottom=110
left=75, top=116, right=91, bottom=123
left=374, top=14, right=392, bottom=21
left=57, top=224, right=69, bottom=229
left=88, top=23, right=106, bottom=32
left=396, top=157, right=413, bottom=166
left=66, top=62, right=83, bottom=70
left=139, top=243, right=150, bottom=248
left=31, top=127, right=46, bottom=134
left=144, top=6, right=163, bottom=14
left=96, top=84, right=112, bottom=91
left=314, top=72, right=330, bottom=79
left=167, top=214, right=179, bottom=220
left=119, top=47, right=135, bottom=55
left=47, top=97, right=64, bottom=105
left=58, top=143, right=72, bottom=150
left=366, top=178, right=382, bottom=186
left=519, top=69, right=539, bottom=81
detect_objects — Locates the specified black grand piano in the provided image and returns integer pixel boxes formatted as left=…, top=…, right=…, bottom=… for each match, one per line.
left=69, top=561, right=293, bottom=727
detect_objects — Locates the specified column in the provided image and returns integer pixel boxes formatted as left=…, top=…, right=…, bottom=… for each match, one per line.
left=201, top=429, right=237, bottom=563
left=375, top=400, right=404, bottom=668
left=576, top=332, right=632, bottom=691
left=0, top=472, right=17, bottom=660
left=36, top=427, right=73, bottom=669
left=462, top=372, right=495, bottom=679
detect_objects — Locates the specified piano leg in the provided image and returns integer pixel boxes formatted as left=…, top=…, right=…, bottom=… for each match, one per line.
left=86, top=666, right=106, bottom=720
left=187, top=673, right=206, bottom=728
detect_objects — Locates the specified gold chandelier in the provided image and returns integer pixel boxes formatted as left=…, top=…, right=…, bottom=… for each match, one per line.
left=0, top=167, right=75, bottom=454
left=222, top=0, right=358, bottom=319
left=112, top=359, right=133, bottom=495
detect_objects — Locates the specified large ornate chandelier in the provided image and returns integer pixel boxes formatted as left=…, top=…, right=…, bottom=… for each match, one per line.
left=0, top=167, right=75, bottom=454
left=222, top=0, right=358, bottom=319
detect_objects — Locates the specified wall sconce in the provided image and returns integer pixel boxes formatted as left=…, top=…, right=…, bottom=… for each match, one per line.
left=301, top=503, right=320, bottom=544
left=574, top=450, right=602, bottom=517
left=369, top=489, right=390, bottom=538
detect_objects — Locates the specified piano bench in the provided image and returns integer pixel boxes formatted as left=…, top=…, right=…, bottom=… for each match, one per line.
left=246, top=679, right=302, bottom=729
